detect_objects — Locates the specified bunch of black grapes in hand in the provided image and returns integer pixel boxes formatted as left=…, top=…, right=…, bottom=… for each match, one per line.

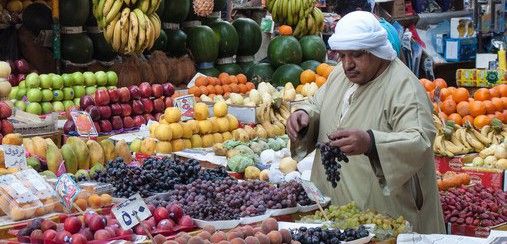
left=317, top=142, right=349, bottom=188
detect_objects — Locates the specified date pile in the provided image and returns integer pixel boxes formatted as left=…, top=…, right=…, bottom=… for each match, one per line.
left=148, top=180, right=313, bottom=221
left=440, top=184, right=507, bottom=227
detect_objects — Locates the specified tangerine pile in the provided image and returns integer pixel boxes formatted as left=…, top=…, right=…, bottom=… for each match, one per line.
left=421, top=78, right=507, bottom=129
left=188, top=73, right=255, bottom=97
left=297, top=63, right=333, bottom=93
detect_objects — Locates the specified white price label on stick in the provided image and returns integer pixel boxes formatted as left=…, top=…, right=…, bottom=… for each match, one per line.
left=2, top=145, right=27, bottom=169
left=300, top=179, right=326, bottom=203
left=112, top=193, right=151, bottom=230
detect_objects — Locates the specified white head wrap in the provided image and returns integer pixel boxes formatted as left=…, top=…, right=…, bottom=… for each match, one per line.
left=328, top=11, right=397, bottom=61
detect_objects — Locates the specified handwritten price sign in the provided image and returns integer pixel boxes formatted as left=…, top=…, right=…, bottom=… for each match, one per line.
left=174, top=95, right=196, bottom=121
left=1, top=145, right=27, bottom=169
left=112, top=193, right=151, bottom=230
left=55, top=174, right=81, bottom=210
left=300, top=179, right=326, bottom=203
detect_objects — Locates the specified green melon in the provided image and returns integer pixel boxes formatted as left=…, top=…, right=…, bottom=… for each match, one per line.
left=162, top=0, right=191, bottom=23
left=209, top=20, right=239, bottom=58
left=232, top=18, right=262, bottom=57
left=216, top=63, right=242, bottom=75
left=89, top=32, right=116, bottom=62
left=268, top=36, right=303, bottom=68
left=61, top=33, right=93, bottom=64
left=60, top=0, right=89, bottom=26
left=300, top=60, right=321, bottom=72
left=246, top=63, right=275, bottom=84
left=299, top=35, right=327, bottom=62
left=198, top=67, right=220, bottom=77
left=187, top=25, right=219, bottom=63
left=151, top=29, right=168, bottom=52
left=164, top=29, right=187, bottom=57
left=271, top=64, right=303, bottom=87
left=239, top=61, right=255, bottom=76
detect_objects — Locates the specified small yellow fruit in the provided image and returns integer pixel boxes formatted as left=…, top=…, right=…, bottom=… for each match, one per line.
left=190, top=135, right=203, bottom=148
left=209, top=117, right=220, bottom=133
left=186, top=119, right=200, bottom=134
left=154, top=124, right=172, bottom=141
left=172, top=139, right=185, bottom=152
left=216, top=117, right=230, bottom=133
left=181, top=122, right=193, bottom=139
left=169, top=123, right=183, bottom=139
left=194, top=102, right=209, bottom=120
left=164, top=107, right=182, bottom=123
left=213, top=101, right=228, bottom=117
left=149, top=122, right=160, bottom=136
left=222, top=132, right=232, bottom=141
left=227, top=114, right=239, bottom=131
left=198, top=120, right=213, bottom=135
left=202, top=134, right=215, bottom=148
left=213, top=133, right=223, bottom=144
left=182, top=139, right=192, bottom=149
left=156, top=141, right=172, bottom=154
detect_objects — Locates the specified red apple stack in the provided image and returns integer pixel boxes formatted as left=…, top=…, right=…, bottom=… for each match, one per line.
left=0, top=101, right=13, bottom=142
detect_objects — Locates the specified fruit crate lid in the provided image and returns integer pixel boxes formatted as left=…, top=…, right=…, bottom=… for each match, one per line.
left=10, top=110, right=58, bottom=136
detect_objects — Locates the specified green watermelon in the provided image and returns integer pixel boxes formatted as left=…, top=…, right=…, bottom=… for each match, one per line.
left=61, top=33, right=93, bottom=64
left=246, top=63, right=274, bottom=84
left=268, top=36, right=303, bottom=68
left=60, top=0, right=89, bottom=26
left=299, top=35, right=327, bottom=62
left=187, top=25, right=219, bottom=63
left=217, top=63, right=242, bottom=75
left=88, top=32, right=116, bottom=61
left=271, top=64, right=303, bottom=87
left=232, top=18, right=262, bottom=57
left=164, top=29, right=187, bottom=57
left=198, top=67, right=220, bottom=77
left=209, top=20, right=239, bottom=58
left=162, top=0, right=191, bottom=23
left=151, top=29, right=168, bottom=51
left=300, top=60, right=321, bottom=72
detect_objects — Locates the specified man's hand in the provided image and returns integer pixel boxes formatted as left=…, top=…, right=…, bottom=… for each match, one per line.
left=328, top=129, right=371, bottom=155
left=287, top=110, right=310, bottom=141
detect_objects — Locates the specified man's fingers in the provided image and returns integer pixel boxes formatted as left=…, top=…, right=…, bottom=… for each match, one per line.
left=328, top=129, right=350, bottom=140
left=341, top=145, right=356, bottom=155
left=329, top=137, right=353, bottom=148
left=298, top=113, right=309, bottom=128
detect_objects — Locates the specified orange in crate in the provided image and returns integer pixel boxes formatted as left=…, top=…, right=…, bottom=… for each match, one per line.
left=473, top=115, right=491, bottom=129
left=473, top=88, right=491, bottom=101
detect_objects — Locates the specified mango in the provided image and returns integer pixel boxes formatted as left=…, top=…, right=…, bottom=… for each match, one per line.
left=31, top=136, right=48, bottom=159
left=2, top=133, right=23, bottom=145
left=86, top=140, right=105, bottom=166
left=115, top=140, right=132, bottom=163
left=23, top=138, right=35, bottom=156
left=100, top=140, right=116, bottom=162
left=66, top=137, right=90, bottom=170
left=46, top=142, right=63, bottom=174
left=61, top=144, right=78, bottom=174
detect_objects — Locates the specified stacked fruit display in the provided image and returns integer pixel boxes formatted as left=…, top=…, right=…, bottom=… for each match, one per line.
left=298, top=62, right=333, bottom=94
left=266, top=0, right=324, bottom=38
left=9, top=71, right=118, bottom=115
left=16, top=212, right=136, bottom=243
left=3, top=59, right=30, bottom=86
left=66, top=81, right=175, bottom=135
left=92, top=0, right=162, bottom=54
left=149, top=179, right=312, bottom=220
left=440, top=184, right=507, bottom=227
left=470, top=141, right=507, bottom=170
left=0, top=101, right=14, bottom=141
left=188, top=73, right=255, bottom=98
left=301, top=202, right=409, bottom=239
left=92, top=156, right=231, bottom=198
left=432, top=114, right=507, bottom=156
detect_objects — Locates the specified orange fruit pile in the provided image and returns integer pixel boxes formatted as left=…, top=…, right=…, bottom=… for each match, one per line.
left=421, top=78, right=507, bottom=129
left=188, top=73, right=255, bottom=98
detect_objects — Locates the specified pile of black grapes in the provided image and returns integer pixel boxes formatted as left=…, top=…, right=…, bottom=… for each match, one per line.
left=284, top=180, right=313, bottom=206
left=148, top=179, right=313, bottom=221
left=317, top=142, right=349, bottom=188
left=92, top=157, right=231, bottom=198
left=290, top=226, right=369, bottom=244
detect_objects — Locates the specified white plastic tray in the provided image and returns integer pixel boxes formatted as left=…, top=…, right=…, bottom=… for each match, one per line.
left=267, top=206, right=299, bottom=216
left=239, top=212, right=271, bottom=225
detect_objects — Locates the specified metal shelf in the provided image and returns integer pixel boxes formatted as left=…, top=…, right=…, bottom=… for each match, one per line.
left=416, top=10, right=473, bottom=28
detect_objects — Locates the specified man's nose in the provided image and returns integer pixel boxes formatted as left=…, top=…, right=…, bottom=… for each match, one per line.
left=342, top=58, right=355, bottom=71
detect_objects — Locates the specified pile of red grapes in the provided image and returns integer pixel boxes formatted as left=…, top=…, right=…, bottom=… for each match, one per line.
left=148, top=180, right=314, bottom=221
left=317, top=142, right=349, bottom=188
left=290, top=226, right=369, bottom=243
left=92, top=157, right=231, bottom=198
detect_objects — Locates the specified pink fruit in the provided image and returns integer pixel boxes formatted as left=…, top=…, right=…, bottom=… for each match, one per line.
left=64, top=217, right=82, bottom=234
left=162, top=83, right=175, bottom=97
left=43, top=229, right=57, bottom=241
left=93, top=229, right=112, bottom=240
left=78, top=228, right=93, bottom=241
left=0, top=101, right=13, bottom=119
left=168, top=204, right=184, bottom=221
left=98, top=105, right=112, bottom=119
left=153, top=98, right=165, bottom=113
left=110, top=116, right=124, bottom=130
left=129, top=85, right=141, bottom=100
left=70, top=233, right=87, bottom=244
left=55, top=231, right=72, bottom=243
left=123, top=116, right=135, bottom=129
left=141, top=98, right=154, bottom=114
left=121, top=103, right=132, bottom=117
left=152, top=84, right=164, bottom=98
left=88, top=215, right=106, bottom=232
left=110, top=103, right=122, bottom=116
left=118, top=87, right=131, bottom=103
left=139, top=82, right=153, bottom=98
left=178, top=215, right=193, bottom=227
left=154, top=207, right=170, bottom=223
left=108, top=89, right=120, bottom=103
left=156, top=219, right=175, bottom=231
left=94, top=89, right=110, bottom=106
left=30, top=229, right=43, bottom=244
left=79, top=95, right=95, bottom=110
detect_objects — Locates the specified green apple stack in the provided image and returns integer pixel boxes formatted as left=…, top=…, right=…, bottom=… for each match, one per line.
left=9, top=71, right=118, bottom=115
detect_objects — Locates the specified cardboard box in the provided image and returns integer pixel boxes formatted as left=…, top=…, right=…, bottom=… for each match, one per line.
left=378, top=0, right=406, bottom=18
left=456, top=69, right=507, bottom=88
left=444, top=37, right=478, bottom=62
left=446, top=222, right=507, bottom=238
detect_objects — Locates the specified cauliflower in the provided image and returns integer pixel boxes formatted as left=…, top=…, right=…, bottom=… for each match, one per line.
left=223, top=140, right=244, bottom=150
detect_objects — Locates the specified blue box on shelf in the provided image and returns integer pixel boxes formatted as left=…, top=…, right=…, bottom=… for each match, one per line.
left=444, top=37, right=478, bottom=62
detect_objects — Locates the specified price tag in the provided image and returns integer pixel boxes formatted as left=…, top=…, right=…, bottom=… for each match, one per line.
left=112, top=193, right=151, bottom=230
left=71, top=111, right=98, bottom=137
left=55, top=174, right=81, bottom=210
left=174, top=95, right=196, bottom=121
left=300, top=180, right=326, bottom=203
left=1, top=145, right=27, bottom=169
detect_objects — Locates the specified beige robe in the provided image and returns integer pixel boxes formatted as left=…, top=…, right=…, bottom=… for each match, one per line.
left=291, top=58, right=445, bottom=234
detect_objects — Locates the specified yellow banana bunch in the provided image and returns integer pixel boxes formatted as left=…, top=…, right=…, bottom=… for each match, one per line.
left=267, top=0, right=322, bottom=37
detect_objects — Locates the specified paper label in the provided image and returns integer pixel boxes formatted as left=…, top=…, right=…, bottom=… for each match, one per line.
left=112, top=193, right=151, bottom=230
left=174, top=95, right=196, bottom=121
left=61, top=26, right=83, bottom=34
left=300, top=179, right=326, bottom=203
left=55, top=174, right=81, bottom=210
left=71, top=111, right=98, bottom=137
left=2, top=145, right=27, bottom=169
left=11, top=182, right=29, bottom=195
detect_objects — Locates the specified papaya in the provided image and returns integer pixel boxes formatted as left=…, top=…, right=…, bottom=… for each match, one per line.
left=66, top=137, right=90, bottom=170
left=86, top=140, right=105, bottom=166
left=46, top=143, right=63, bottom=174
left=61, top=144, right=78, bottom=174
left=100, top=140, right=116, bottom=162
left=115, top=140, right=132, bottom=163
left=32, top=137, right=48, bottom=159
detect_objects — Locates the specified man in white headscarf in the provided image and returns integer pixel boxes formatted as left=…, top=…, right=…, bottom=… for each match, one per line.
left=287, top=11, right=445, bottom=234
